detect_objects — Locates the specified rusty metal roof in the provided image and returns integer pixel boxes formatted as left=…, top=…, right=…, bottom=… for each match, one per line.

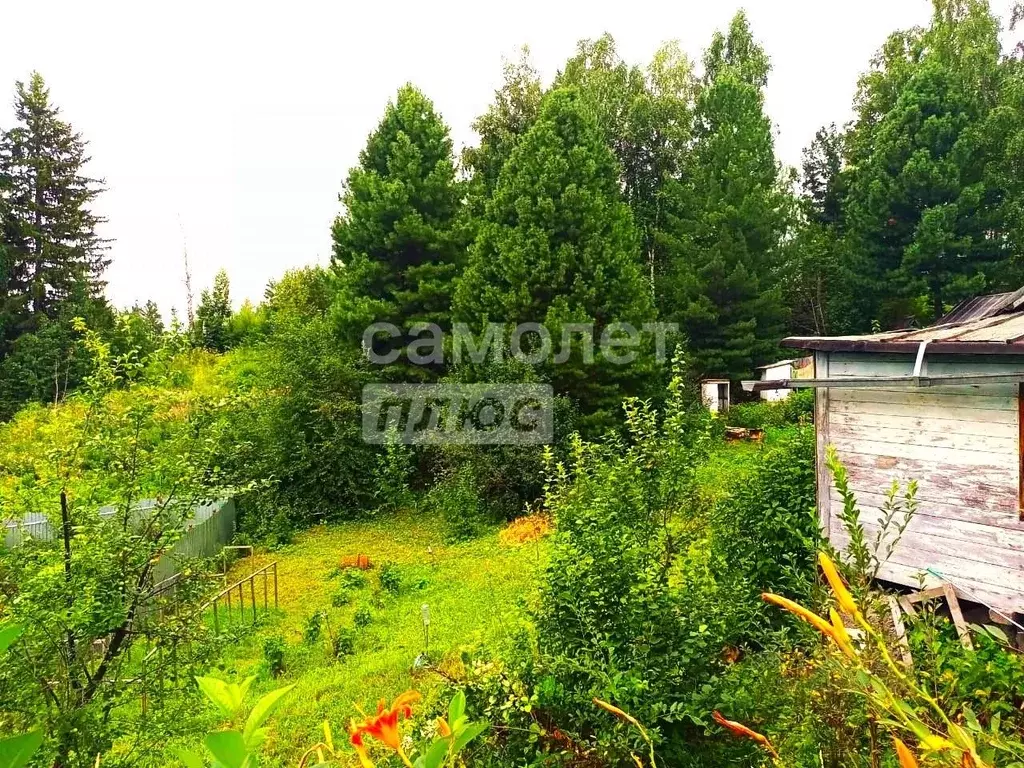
left=938, top=287, right=1024, bottom=324
left=783, top=289, right=1024, bottom=355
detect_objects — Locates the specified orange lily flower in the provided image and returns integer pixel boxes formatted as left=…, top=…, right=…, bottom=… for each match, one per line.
left=350, top=691, right=421, bottom=767
left=818, top=552, right=863, bottom=622
left=893, top=737, right=920, bottom=768
left=437, top=717, right=453, bottom=738
left=593, top=698, right=645, bottom=732
left=763, top=593, right=838, bottom=638
left=828, top=608, right=858, bottom=659
left=348, top=721, right=375, bottom=768
left=712, top=711, right=779, bottom=759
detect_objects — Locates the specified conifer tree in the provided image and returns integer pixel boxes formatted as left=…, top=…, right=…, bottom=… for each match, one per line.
left=331, top=85, right=464, bottom=371
left=194, top=269, right=232, bottom=352
left=454, top=87, right=655, bottom=431
left=0, top=73, right=108, bottom=321
left=842, top=0, right=1013, bottom=325
left=660, top=12, right=789, bottom=379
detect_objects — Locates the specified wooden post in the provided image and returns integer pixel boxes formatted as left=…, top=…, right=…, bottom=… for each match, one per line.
left=887, top=595, right=913, bottom=669
left=263, top=568, right=268, bottom=611
left=238, top=582, right=244, bottom=620
left=213, top=597, right=220, bottom=634
left=250, top=576, right=257, bottom=623
left=273, top=563, right=278, bottom=609
left=942, top=584, right=974, bottom=650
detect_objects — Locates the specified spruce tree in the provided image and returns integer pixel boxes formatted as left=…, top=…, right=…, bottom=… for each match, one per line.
left=660, top=12, right=789, bottom=380
left=331, top=84, right=464, bottom=372
left=454, top=87, right=655, bottom=432
left=0, top=73, right=108, bottom=321
left=999, top=57, right=1024, bottom=261
left=843, top=0, right=1013, bottom=325
left=801, top=125, right=845, bottom=228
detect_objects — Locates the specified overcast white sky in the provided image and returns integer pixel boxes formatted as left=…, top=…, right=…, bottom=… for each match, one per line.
left=1, top=0, right=1019, bottom=319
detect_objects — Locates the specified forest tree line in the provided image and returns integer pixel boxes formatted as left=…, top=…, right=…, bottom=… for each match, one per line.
left=1, top=0, right=1024, bottom=424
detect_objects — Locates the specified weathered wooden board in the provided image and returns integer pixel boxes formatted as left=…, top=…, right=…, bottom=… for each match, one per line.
left=827, top=489, right=1023, bottom=536
left=830, top=421, right=1017, bottom=454
left=829, top=407, right=1018, bottom=438
left=835, top=436, right=1016, bottom=469
left=831, top=530, right=1024, bottom=609
left=830, top=387, right=1016, bottom=412
left=838, top=455, right=1017, bottom=515
left=828, top=515, right=1024, bottom=571
left=828, top=355, right=1024, bottom=380
left=878, top=560, right=1024, bottom=613
left=815, top=352, right=832, bottom=535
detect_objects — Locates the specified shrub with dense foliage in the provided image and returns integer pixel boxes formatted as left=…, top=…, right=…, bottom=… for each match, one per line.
left=726, top=388, right=814, bottom=430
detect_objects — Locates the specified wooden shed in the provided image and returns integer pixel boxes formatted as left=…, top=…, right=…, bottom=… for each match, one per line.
left=761, top=289, right=1024, bottom=613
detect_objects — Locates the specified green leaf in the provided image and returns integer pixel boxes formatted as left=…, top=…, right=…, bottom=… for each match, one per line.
left=243, top=684, right=294, bottom=745
left=0, top=624, right=25, bottom=656
left=423, top=737, right=451, bottom=768
left=451, top=722, right=488, bottom=754
left=204, top=730, right=249, bottom=768
left=197, top=677, right=243, bottom=719
left=448, top=690, right=466, bottom=726
left=0, top=731, right=44, bottom=768
left=238, top=675, right=256, bottom=704
left=173, top=748, right=206, bottom=768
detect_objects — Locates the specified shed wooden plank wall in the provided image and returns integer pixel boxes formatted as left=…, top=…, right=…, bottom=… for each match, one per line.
left=818, top=352, right=1024, bottom=612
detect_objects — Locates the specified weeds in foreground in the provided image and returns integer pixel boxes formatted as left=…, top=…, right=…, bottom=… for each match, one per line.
left=591, top=550, right=1024, bottom=767
left=756, top=552, right=1022, bottom=767
left=182, top=677, right=486, bottom=768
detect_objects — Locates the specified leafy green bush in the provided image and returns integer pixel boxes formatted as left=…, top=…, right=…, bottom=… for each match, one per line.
left=340, top=569, right=368, bottom=590
left=378, top=561, right=402, bottom=595
left=262, top=636, right=286, bottom=678
left=689, top=646, right=870, bottom=768
left=302, top=611, right=325, bottom=644
left=332, top=629, right=356, bottom=659
left=331, top=588, right=352, bottom=608
left=421, top=360, right=560, bottom=536
left=908, top=605, right=1024, bottom=726
left=727, top=389, right=814, bottom=430
left=218, top=267, right=379, bottom=537
left=354, top=606, right=373, bottom=628
left=529, top=374, right=757, bottom=764
left=717, top=426, right=819, bottom=600
left=372, top=437, right=416, bottom=514
left=426, top=463, right=491, bottom=542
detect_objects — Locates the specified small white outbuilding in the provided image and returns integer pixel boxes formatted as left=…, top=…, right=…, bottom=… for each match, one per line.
left=700, top=379, right=730, bottom=414
left=757, top=288, right=1024, bottom=612
left=756, top=357, right=813, bottom=401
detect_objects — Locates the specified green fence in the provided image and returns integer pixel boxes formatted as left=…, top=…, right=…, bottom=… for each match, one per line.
left=3, top=498, right=237, bottom=583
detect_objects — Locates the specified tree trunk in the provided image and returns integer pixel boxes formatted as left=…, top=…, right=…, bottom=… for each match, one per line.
left=60, top=491, right=77, bottom=684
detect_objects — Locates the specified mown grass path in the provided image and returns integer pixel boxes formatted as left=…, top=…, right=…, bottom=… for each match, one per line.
left=209, top=512, right=547, bottom=766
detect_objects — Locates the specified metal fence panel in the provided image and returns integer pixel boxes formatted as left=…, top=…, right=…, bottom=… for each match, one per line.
left=3, top=498, right=237, bottom=582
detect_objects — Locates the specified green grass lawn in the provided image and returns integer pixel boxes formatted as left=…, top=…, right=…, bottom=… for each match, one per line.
left=177, top=512, right=548, bottom=766
left=694, top=425, right=802, bottom=505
